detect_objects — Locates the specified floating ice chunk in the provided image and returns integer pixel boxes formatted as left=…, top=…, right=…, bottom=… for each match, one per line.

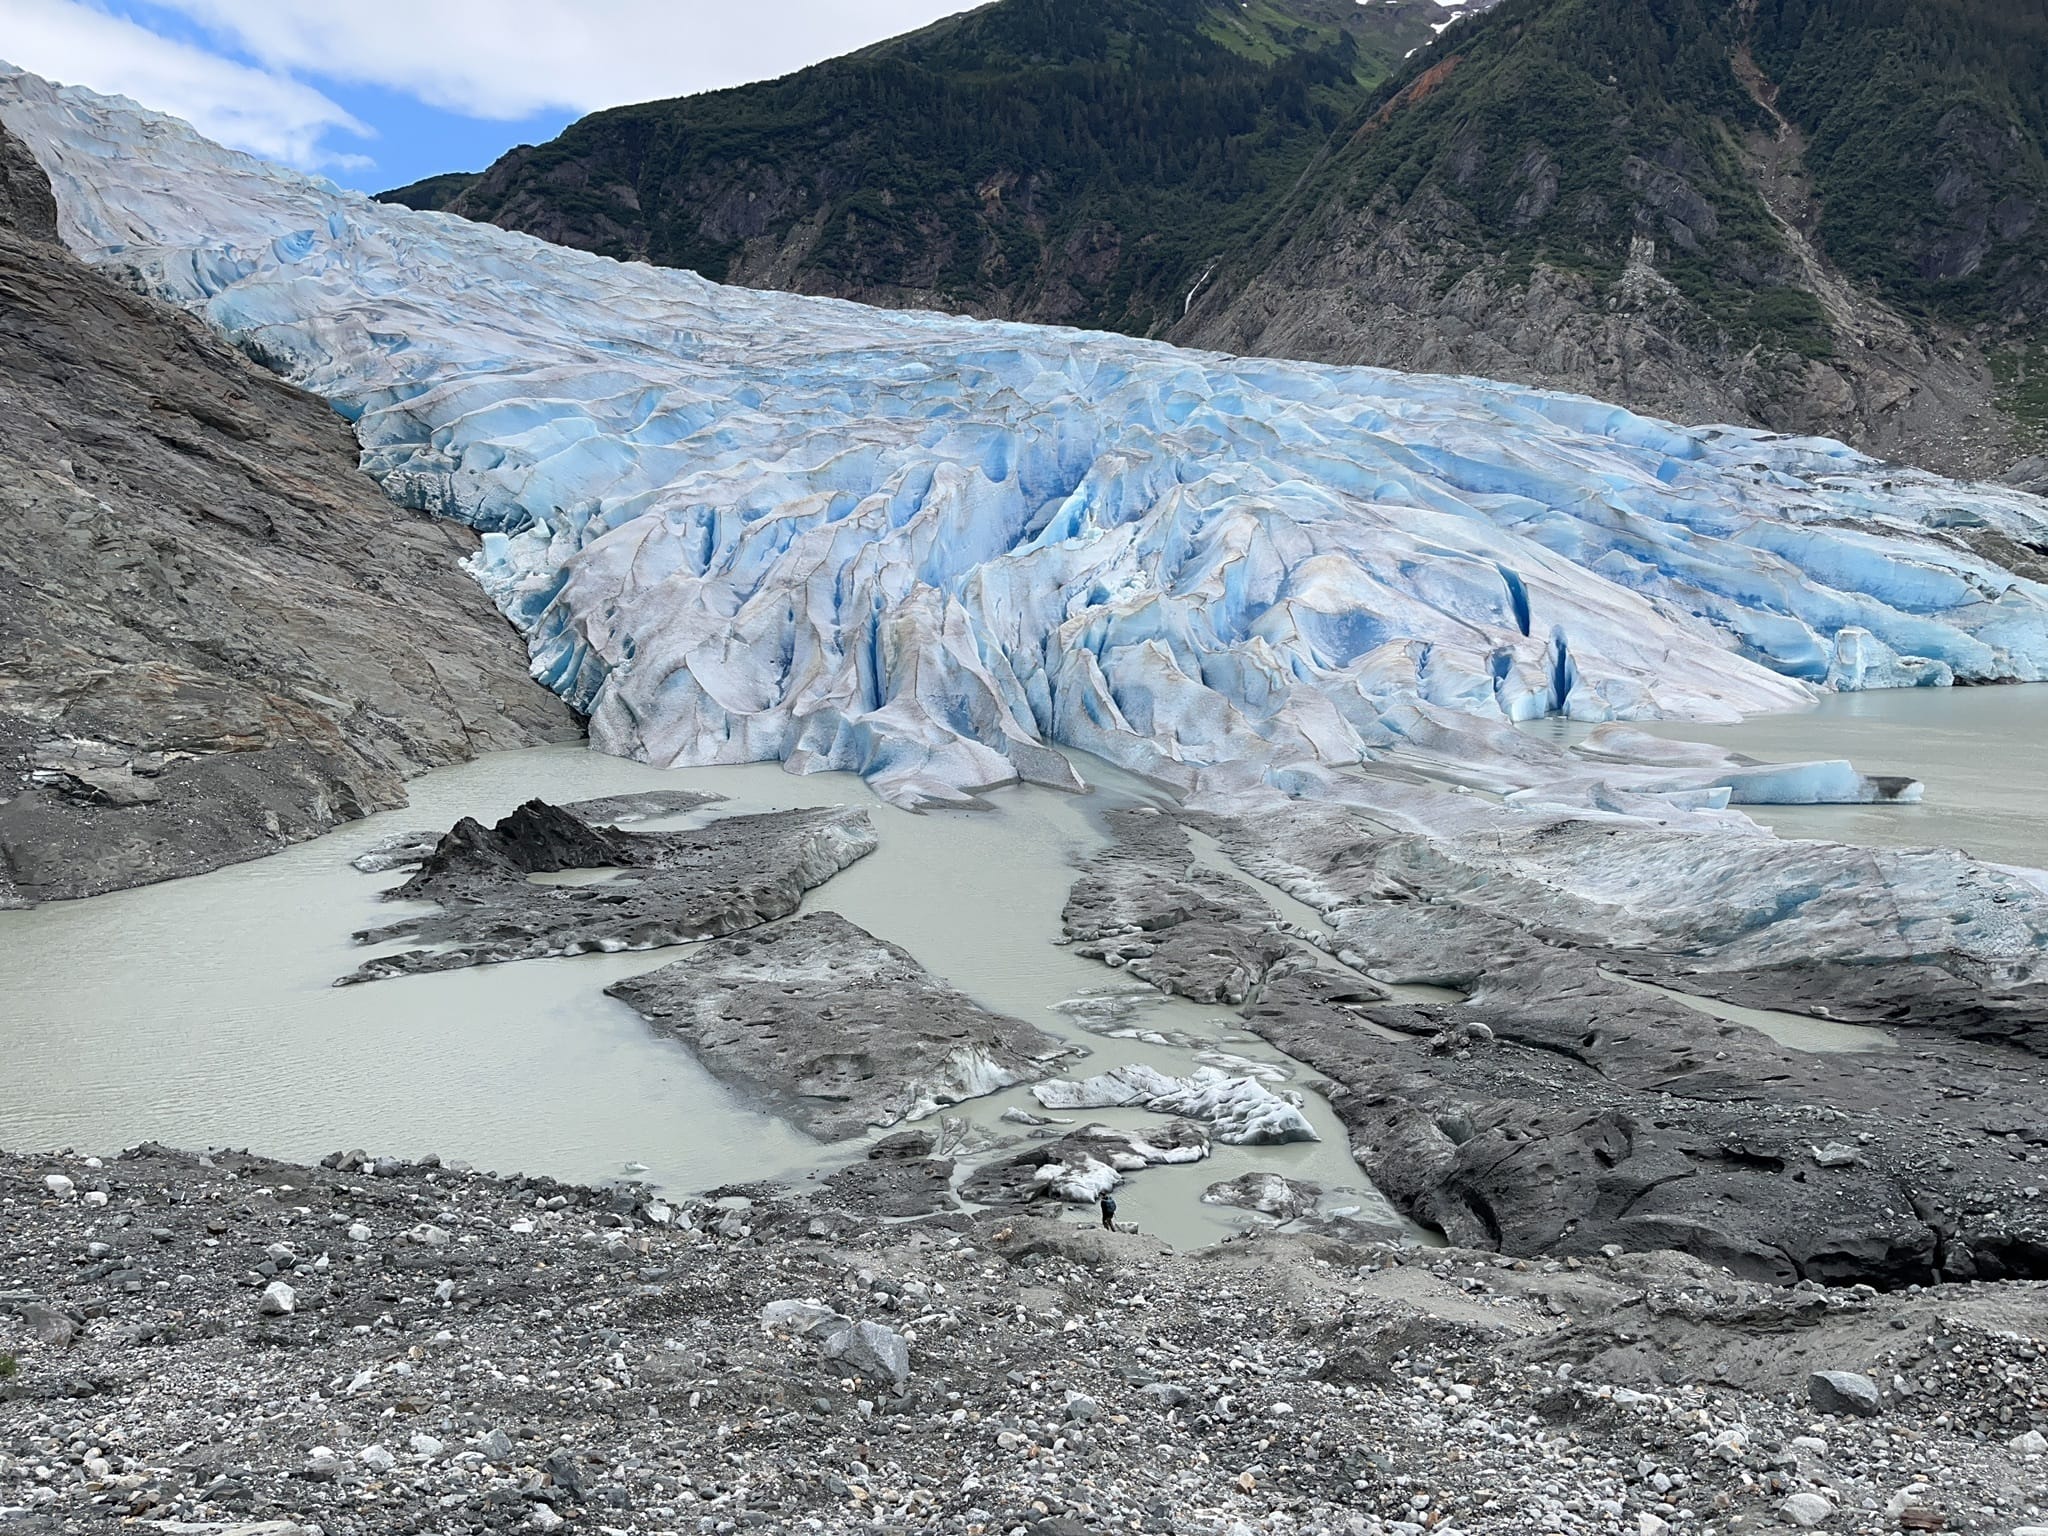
left=1714, top=760, right=1922, bottom=806
left=1031, top=1064, right=1318, bottom=1144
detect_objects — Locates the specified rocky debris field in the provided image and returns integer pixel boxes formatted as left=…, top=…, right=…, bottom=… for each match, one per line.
left=5, top=1145, right=2048, bottom=1536
left=1059, top=803, right=2048, bottom=1291
left=1062, top=811, right=1297, bottom=1007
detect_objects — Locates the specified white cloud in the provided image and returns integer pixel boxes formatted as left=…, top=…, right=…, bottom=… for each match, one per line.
left=147, top=0, right=988, bottom=120
left=0, top=0, right=371, bottom=168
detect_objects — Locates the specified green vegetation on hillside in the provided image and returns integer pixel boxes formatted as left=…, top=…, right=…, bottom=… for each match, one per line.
left=1755, top=0, right=2048, bottom=325
left=381, top=0, right=1440, bottom=332
left=1264, top=0, right=1830, bottom=350
left=1228, top=0, right=2045, bottom=358
left=1994, top=343, right=2048, bottom=449
left=379, top=170, right=480, bottom=212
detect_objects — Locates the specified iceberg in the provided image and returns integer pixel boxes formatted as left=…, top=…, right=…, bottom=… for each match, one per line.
left=1031, top=1064, right=1319, bottom=1144
left=6, top=66, right=2046, bottom=806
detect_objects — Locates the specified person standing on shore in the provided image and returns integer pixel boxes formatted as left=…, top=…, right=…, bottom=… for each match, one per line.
left=1099, top=1191, right=1118, bottom=1231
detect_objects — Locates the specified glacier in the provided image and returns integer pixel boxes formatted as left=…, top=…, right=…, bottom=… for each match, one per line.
left=6, top=66, right=2048, bottom=807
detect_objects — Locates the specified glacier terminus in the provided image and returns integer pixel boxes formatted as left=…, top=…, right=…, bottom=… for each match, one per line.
left=5, top=65, right=2046, bottom=809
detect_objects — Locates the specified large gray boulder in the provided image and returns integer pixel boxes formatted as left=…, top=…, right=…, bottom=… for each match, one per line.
left=1807, top=1370, right=1882, bottom=1418
left=821, top=1320, right=911, bottom=1386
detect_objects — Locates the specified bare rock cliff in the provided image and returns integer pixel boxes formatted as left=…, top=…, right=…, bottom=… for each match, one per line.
left=0, top=123, right=577, bottom=906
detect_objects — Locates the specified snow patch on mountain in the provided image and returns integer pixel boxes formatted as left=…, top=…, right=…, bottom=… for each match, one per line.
left=5, top=65, right=2046, bottom=807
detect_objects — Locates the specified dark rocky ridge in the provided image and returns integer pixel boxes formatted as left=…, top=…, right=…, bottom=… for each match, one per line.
left=1064, top=803, right=2048, bottom=1290
left=346, top=788, right=723, bottom=874
left=337, top=799, right=878, bottom=984
left=1062, top=808, right=1298, bottom=1005
left=0, top=121, right=576, bottom=907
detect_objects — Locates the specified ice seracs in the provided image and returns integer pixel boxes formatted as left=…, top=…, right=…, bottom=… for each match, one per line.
left=5, top=66, right=2046, bottom=807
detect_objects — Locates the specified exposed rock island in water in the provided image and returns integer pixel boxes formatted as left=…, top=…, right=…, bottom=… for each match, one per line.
left=606, top=910, right=1075, bottom=1140
left=1057, top=792, right=2048, bottom=1287
left=337, top=799, right=876, bottom=984
left=347, top=789, right=725, bottom=874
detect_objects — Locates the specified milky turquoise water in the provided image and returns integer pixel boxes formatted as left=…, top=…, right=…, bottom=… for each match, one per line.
left=0, top=746, right=1379, bottom=1244
left=1520, top=683, right=2048, bottom=873
left=3, top=684, right=2037, bottom=1241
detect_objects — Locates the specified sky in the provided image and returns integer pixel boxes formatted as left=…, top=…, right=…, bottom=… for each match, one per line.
left=0, top=0, right=985, bottom=192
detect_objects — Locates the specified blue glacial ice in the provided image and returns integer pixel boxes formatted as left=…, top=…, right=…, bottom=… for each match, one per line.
left=6, top=66, right=2047, bottom=807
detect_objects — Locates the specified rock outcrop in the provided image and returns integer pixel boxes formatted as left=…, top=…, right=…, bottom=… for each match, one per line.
left=338, top=800, right=877, bottom=983
left=0, top=120, right=574, bottom=906
left=1064, top=798, right=2048, bottom=1288
left=605, top=910, right=1075, bottom=1140
left=1062, top=809, right=1300, bottom=1005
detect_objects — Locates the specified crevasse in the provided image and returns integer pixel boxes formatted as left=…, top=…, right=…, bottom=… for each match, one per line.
left=6, top=65, right=2046, bottom=807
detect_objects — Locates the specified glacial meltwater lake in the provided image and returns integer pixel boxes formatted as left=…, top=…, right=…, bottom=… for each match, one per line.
left=0, top=746, right=1383, bottom=1246
left=2, top=682, right=2042, bottom=1243
left=1521, top=682, right=2048, bottom=874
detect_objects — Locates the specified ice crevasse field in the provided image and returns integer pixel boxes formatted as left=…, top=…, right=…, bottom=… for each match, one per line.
left=6, top=65, right=2048, bottom=810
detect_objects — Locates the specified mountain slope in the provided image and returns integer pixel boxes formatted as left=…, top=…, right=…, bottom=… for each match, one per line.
left=1176, top=0, right=2048, bottom=478
left=1753, top=0, right=2047, bottom=326
left=0, top=119, right=575, bottom=905
left=386, top=0, right=2044, bottom=480
left=382, top=0, right=1451, bottom=333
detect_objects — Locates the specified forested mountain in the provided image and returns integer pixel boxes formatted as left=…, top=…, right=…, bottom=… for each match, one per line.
left=385, top=0, right=2047, bottom=479
left=1182, top=0, right=2047, bottom=476
left=382, top=0, right=1457, bottom=334
left=1755, top=0, right=2046, bottom=325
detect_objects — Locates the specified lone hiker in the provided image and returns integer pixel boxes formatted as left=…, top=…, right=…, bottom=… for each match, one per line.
left=1099, top=1190, right=1118, bottom=1231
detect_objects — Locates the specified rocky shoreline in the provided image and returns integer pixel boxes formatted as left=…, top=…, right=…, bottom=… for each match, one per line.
left=4, top=1143, right=2048, bottom=1536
